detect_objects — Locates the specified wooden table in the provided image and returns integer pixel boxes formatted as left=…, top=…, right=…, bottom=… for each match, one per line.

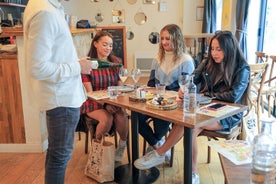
left=99, top=95, right=248, bottom=184
left=219, top=153, right=251, bottom=184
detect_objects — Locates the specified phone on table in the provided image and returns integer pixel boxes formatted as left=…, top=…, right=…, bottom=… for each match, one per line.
left=207, top=103, right=227, bottom=111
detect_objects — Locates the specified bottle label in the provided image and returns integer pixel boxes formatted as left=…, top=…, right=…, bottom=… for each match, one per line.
left=90, top=60, right=99, bottom=69
left=183, top=92, right=196, bottom=114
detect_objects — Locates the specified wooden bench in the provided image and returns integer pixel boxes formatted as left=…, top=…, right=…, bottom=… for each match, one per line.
left=218, top=153, right=251, bottom=184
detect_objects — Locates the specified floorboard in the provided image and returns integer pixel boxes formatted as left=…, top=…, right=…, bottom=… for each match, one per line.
left=0, top=132, right=226, bottom=184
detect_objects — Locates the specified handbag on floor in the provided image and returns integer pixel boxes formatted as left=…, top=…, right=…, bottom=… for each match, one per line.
left=241, top=106, right=258, bottom=143
left=84, top=137, right=115, bottom=183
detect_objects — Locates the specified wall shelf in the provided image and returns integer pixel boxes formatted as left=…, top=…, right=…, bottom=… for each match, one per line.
left=0, top=2, right=26, bottom=8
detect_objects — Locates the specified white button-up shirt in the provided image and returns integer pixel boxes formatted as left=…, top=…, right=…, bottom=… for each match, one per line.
left=24, top=0, right=86, bottom=111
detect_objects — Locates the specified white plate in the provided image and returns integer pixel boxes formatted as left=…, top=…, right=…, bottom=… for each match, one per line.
left=115, top=86, right=134, bottom=92
left=197, top=94, right=212, bottom=104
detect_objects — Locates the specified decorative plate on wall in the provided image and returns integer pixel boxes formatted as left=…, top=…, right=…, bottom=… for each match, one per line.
left=127, top=31, right=134, bottom=40
left=134, top=12, right=147, bottom=25
left=148, top=32, right=159, bottom=44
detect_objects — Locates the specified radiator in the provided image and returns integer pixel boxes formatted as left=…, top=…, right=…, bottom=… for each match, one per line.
left=134, top=51, right=155, bottom=75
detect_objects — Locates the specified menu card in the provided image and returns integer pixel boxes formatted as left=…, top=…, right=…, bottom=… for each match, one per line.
left=205, top=140, right=252, bottom=165
left=86, top=91, right=109, bottom=100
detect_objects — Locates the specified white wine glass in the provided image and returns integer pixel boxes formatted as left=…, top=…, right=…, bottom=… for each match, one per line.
left=119, top=67, right=129, bottom=96
left=131, top=68, right=141, bottom=88
left=119, top=67, right=128, bottom=85
left=178, top=72, right=190, bottom=93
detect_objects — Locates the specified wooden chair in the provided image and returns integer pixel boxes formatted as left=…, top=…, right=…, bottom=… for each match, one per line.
left=249, top=62, right=269, bottom=132
left=260, top=55, right=276, bottom=117
left=142, top=118, right=175, bottom=167
left=184, top=37, right=197, bottom=57
left=199, top=124, right=242, bottom=164
left=255, top=51, right=269, bottom=63
left=198, top=63, right=269, bottom=163
left=77, top=114, right=131, bottom=163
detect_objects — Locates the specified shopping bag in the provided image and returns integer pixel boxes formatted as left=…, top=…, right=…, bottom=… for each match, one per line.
left=241, top=106, right=258, bottom=143
left=84, top=137, right=115, bottom=183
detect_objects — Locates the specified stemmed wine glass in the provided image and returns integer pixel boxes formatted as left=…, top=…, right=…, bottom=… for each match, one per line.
left=131, top=68, right=141, bottom=88
left=119, top=67, right=128, bottom=86
left=119, top=67, right=128, bottom=96
left=178, top=72, right=190, bottom=93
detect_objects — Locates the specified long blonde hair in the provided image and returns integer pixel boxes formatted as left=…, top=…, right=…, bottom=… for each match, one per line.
left=157, top=24, right=188, bottom=64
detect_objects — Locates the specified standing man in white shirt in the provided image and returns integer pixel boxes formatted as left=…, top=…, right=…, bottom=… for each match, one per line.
left=23, top=0, right=92, bottom=183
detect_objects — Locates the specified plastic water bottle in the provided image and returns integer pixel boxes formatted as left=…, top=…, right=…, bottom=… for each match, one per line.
left=251, top=120, right=275, bottom=184
left=183, top=74, right=196, bottom=116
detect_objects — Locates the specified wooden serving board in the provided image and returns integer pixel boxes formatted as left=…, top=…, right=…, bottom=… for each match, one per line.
left=129, top=95, right=153, bottom=102
left=146, top=100, right=178, bottom=110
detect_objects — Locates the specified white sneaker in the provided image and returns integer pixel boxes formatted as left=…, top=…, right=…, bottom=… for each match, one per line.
left=146, top=139, right=164, bottom=154
left=134, top=150, right=165, bottom=170
left=157, top=139, right=171, bottom=162
left=157, top=139, right=165, bottom=147
left=146, top=145, right=154, bottom=154
left=115, top=140, right=126, bottom=162
left=165, top=149, right=171, bottom=162
left=192, top=173, right=200, bottom=184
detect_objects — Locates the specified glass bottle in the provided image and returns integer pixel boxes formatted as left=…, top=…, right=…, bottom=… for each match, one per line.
left=251, top=120, right=275, bottom=184
left=265, top=118, right=276, bottom=182
left=89, top=58, right=122, bottom=69
left=183, top=74, right=196, bottom=116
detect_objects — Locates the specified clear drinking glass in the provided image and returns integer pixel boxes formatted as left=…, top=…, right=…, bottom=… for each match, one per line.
left=131, top=68, right=141, bottom=88
left=155, top=83, right=166, bottom=96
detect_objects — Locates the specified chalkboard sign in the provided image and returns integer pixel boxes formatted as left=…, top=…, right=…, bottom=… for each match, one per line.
left=98, top=26, right=127, bottom=67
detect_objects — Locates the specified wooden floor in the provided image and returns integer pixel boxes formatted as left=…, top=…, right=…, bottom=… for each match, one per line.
left=0, top=133, right=225, bottom=184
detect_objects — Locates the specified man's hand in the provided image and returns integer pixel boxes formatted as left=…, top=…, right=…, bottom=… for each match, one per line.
left=79, top=57, right=92, bottom=74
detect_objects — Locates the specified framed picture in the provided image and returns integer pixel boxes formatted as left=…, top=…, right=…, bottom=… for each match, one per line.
left=143, top=0, right=156, bottom=4
left=196, top=6, right=204, bottom=21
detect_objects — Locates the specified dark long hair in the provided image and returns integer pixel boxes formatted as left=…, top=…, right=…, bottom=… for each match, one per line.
left=206, top=31, right=244, bottom=86
left=205, top=30, right=251, bottom=106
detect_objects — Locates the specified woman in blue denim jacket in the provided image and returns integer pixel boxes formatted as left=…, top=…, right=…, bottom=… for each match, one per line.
left=134, top=30, right=251, bottom=184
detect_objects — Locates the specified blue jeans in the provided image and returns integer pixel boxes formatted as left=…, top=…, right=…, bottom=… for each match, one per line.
left=45, top=107, right=80, bottom=184
left=138, top=113, right=171, bottom=146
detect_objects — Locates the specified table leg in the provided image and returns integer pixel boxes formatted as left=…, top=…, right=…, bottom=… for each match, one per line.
left=184, top=127, right=193, bottom=184
left=114, top=111, right=160, bottom=184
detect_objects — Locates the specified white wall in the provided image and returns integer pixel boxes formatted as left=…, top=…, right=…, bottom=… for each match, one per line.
left=62, top=0, right=204, bottom=71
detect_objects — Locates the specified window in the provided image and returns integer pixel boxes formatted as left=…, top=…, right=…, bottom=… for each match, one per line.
left=262, top=0, right=276, bottom=55
left=216, top=0, right=223, bottom=30
left=248, top=0, right=276, bottom=117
